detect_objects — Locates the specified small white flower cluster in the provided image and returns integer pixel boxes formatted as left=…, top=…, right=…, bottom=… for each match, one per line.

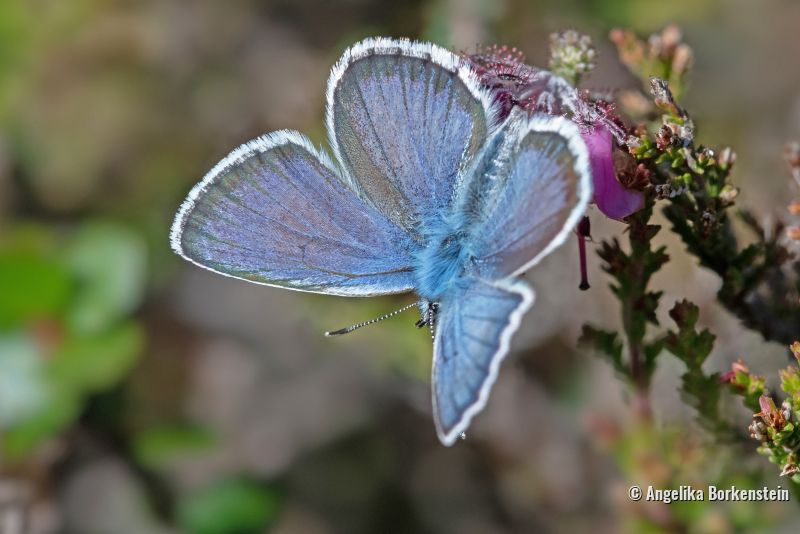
left=548, top=30, right=597, bottom=84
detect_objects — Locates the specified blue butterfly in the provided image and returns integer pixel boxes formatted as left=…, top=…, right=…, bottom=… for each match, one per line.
left=170, top=37, right=592, bottom=445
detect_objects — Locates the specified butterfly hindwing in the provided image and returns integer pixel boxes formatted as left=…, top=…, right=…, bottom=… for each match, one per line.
left=470, top=114, right=592, bottom=279
left=428, top=114, right=589, bottom=444
left=432, top=277, right=535, bottom=445
left=170, top=130, right=415, bottom=296
left=327, top=37, right=497, bottom=235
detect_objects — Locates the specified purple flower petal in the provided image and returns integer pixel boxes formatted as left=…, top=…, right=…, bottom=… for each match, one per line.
left=582, top=125, right=644, bottom=220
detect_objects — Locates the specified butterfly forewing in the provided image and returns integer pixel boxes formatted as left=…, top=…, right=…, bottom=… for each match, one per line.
left=171, top=130, right=415, bottom=296
left=327, top=38, right=497, bottom=236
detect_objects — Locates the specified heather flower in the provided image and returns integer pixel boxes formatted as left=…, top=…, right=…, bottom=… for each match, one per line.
left=581, top=123, right=646, bottom=220
left=609, top=25, right=693, bottom=101
left=465, top=42, right=645, bottom=221
left=548, top=30, right=596, bottom=85
left=721, top=359, right=767, bottom=410
left=756, top=395, right=785, bottom=430
left=719, top=359, right=750, bottom=385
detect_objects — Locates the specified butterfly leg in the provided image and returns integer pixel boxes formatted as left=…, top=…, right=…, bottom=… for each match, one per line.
left=415, top=301, right=440, bottom=340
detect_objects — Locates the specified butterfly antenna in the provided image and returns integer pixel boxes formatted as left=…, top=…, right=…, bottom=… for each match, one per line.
left=324, top=302, right=419, bottom=337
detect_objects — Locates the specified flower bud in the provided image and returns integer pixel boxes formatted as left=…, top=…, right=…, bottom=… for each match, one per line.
left=548, top=30, right=596, bottom=84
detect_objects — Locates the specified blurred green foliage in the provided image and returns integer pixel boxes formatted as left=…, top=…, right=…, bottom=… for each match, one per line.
left=0, top=222, right=145, bottom=459
left=603, top=423, right=776, bottom=532
left=133, top=424, right=217, bottom=470
left=178, top=478, right=279, bottom=534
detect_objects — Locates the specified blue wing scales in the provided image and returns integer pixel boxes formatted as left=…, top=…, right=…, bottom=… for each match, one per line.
left=327, top=38, right=497, bottom=235
left=469, top=114, right=592, bottom=279
left=170, top=130, right=415, bottom=296
left=428, top=114, right=590, bottom=444
left=432, top=277, right=534, bottom=445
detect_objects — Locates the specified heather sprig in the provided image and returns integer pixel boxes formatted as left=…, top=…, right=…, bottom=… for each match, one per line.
left=470, top=28, right=798, bottom=508
left=662, top=300, right=731, bottom=436
left=575, top=25, right=800, bottom=501
left=610, top=25, right=692, bottom=100
left=614, top=29, right=799, bottom=346
left=580, top=199, right=667, bottom=418
left=727, top=345, right=800, bottom=481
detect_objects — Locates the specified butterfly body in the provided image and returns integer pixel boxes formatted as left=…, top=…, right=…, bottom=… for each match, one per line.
left=171, top=38, right=592, bottom=445
left=412, top=217, right=472, bottom=301
left=412, top=117, right=520, bottom=301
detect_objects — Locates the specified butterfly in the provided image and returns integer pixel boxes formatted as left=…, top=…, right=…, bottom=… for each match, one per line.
left=170, top=37, right=592, bottom=445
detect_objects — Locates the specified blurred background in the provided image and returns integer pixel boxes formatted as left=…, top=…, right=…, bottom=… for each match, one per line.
left=1, top=0, right=800, bottom=532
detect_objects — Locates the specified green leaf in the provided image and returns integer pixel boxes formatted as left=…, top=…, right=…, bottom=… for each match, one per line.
left=1, top=323, right=143, bottom=459
left=664, top=300, right=715, bottom=369
left=63, top=222, right=147, bottom=334
left=0, top=250, right=71, bottom=329
left=1, top=388, right=80, bottom=460
left=781, top=367, right=800, bottom=399
left=679, top=370, right=727, bottom=435
left=725, top=368, right=767, bottom=413
left=178, top=479, right=279, bottom=534
left=48, top=322, right=144, bottom=395
left=736, top=243, right=762, bottom=267
left=133, top=425, right=217, bottom=469
left=663, top=299, right=730, bottom=434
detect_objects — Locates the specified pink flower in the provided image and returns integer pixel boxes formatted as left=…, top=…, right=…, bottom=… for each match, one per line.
left=732, top=360, right=750, bottom=374
left=719, top=359, right=749, bottom=386
left=719, top=370, right=735, bottom=384
left=757, top=395, right=785, bottom=430
left=581, top=124, right=644, bottom=220
left=466, top=46, right=645, bottom=220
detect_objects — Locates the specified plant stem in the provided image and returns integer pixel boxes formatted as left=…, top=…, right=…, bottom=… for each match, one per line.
left=628, top=341, right=652, bottom=421
left=595, top=199, right=666, bottom=422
